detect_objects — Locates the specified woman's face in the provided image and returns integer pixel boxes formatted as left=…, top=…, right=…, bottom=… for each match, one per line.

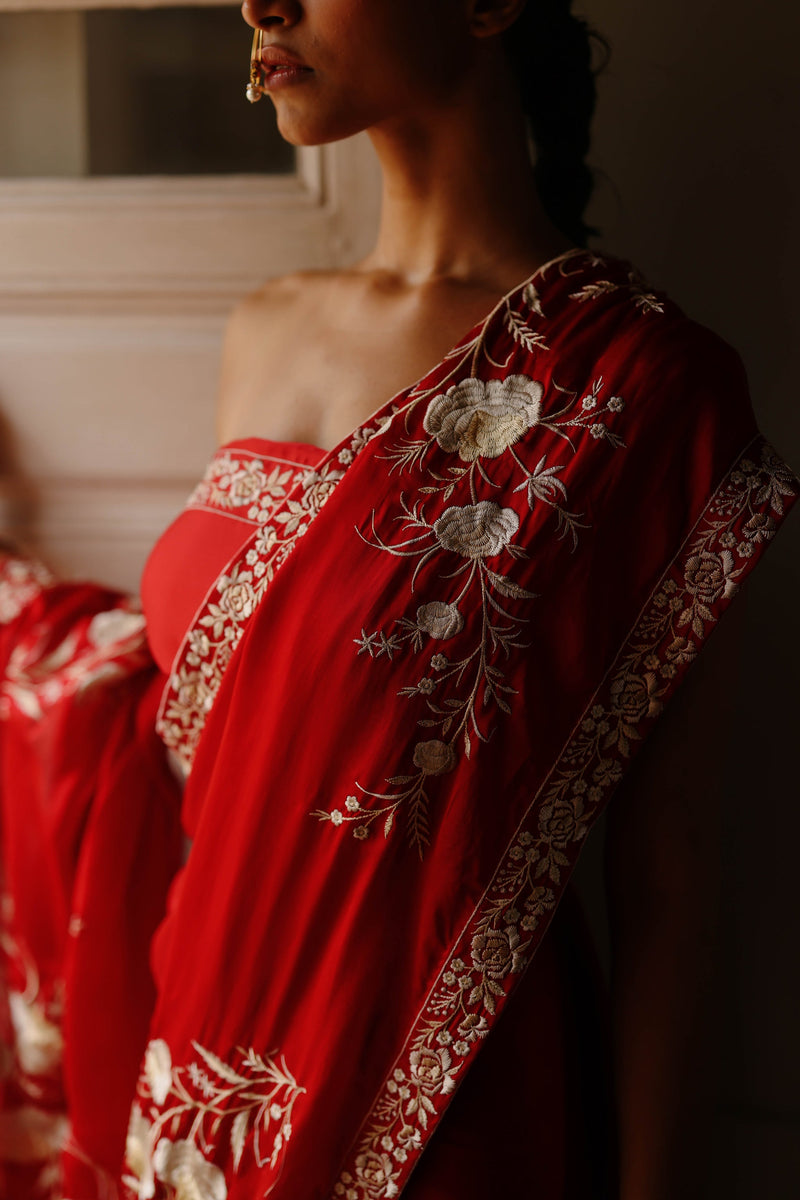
left=240, top=0, right=480, bottom=146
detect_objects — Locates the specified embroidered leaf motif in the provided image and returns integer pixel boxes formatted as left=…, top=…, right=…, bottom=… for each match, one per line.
left=485, top=570, right=538, bottom=601
left=192, top=1041, right=246, bottom=1086
left=231, top=1110, right=249, bottom=1172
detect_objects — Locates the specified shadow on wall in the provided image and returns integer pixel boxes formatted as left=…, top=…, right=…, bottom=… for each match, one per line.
left=580, top=4, right=800, bottom=1199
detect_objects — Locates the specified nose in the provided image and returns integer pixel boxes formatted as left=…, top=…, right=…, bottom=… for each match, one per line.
left=241, top=0, right=302, bottom=31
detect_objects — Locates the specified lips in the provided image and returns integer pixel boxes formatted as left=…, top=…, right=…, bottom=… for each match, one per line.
left=260, top=45, right=313, bottom=77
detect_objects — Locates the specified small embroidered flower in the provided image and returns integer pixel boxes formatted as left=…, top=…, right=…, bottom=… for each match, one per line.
left=518, top=831, right=533, bottom=846
left=608, top=396, right=625, bottom=412
left=436, top=1031, right=453, bottom=1046
left=609, top=670, right=661, bottom=724
left=509, top=844, right=524, bottom=860
left=423, top=375, right=543, bottom=461
left=470, top=926, right=524, bottom=981
left=430, top=653, right=449, bottom=671
left=684, top=549, right=738, bottom=604
left=737, top=541, right=755, bottom=557
left=743, top=514, right=776, bottom=542
left=412, top=739, right=456, bottom=776
left=589, top=424, right=606, bottom=440
left=354, top=1150, right=396, bottom=1197
left=417, top=677, right=436, bottom=695
left=453, top=1040, right=470, bottom=1057
left=409, top=1046, right=456, bottom=1095
left=330, top=810, right=344, bottom=826
left=434, top=502, right=519, bottom=559
left=338, top=448, right=354, bottom=465
left=450, top=958, right=466, bottom=973
left=345, top=795, right=360, bottom=811
left=582, top=395, right=597, bottom=410
left=538, top=797, right=586, bottom=849
left=442, top=971, right=457, bottom=986
left=217, top=569, right=256, bottom=621
left=416, top=602, right=464, bottom=641
left=353, top=826, right=369, bottom=841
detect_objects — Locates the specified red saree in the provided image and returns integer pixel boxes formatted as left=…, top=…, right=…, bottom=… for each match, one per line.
left=129, top=250, right=796, bottom=1198
left=0, top=248, right=797, bottom=1199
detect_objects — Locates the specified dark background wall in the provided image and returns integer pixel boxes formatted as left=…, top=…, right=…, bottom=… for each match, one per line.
left=574, top=3, right=799, bottom=1195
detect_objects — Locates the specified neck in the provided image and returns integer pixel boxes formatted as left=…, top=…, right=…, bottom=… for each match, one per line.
left=361, top=45, right=573, bottom=290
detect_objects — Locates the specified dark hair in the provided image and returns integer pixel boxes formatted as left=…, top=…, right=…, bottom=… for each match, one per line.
left=504, top=1, right=608, bottom=247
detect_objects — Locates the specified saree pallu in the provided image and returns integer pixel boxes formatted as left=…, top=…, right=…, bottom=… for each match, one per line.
left=119, top=250, right=798, bottom=1199
left=0, top=563, right=183, bottom=1198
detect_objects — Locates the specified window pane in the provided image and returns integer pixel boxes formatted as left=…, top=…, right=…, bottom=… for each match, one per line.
left=0, top=7, right=294, bottom=178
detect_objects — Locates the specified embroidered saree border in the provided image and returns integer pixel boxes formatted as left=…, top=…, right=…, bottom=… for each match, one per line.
left=331, top=436, right=798, bottom=1200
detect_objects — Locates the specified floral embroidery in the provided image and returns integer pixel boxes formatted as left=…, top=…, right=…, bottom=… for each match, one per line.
left=569, top=268, right=666, bottom=314
left=422, top=376, right=543, bottom=461
left=124, top=1039, right=305, bottom=1200
left=1, top=592, right=149, bottom=722
left=332, top=437, right=798, bottom=1199
left=187, top=451, right=306, bottom=523
left=318, top=356, right=627, bottom=854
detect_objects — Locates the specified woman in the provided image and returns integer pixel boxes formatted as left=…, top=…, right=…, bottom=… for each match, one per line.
left=0, top=1, right=796, bottom=1198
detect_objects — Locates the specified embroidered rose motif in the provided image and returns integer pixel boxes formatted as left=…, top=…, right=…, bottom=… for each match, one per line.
left=176, top=671, right=213, bottom=714
left=144, top=1039, right=173, bottom=1107
left=217, top=570, right=256, bottom=621
left=609, top=670, right=661, bottom=723
left=424, top=375, right=543, bottom=461
left=153, top=1138, right=227, bottom=1200
left=538, top=797, right=585, bottom=848
left=470, top=926, right=524, bottom=981
left=412, top=740, right=456, bottom=776
left=228, top=466, right=266, bottom=506
left=415, top=601, right=464, bottom=640
left=433, top=502, right=519, bottom=559
left=354, top=1150, right=397, bottom=1197
left=408, top=1046, right=456, bottom=1096
left=684, top=550, right=737, bottom=605
left=87, top=609, right=146, bottom=649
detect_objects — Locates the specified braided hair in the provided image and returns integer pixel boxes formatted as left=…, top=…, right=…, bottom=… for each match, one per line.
left=503, top=1, right=608, bottom=247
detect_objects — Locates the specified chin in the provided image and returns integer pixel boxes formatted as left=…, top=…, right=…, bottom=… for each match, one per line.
left=273, top=100, right=380, bottom=149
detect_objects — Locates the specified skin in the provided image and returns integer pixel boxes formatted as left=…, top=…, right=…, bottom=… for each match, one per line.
left=221, top=2, right=732, bottom=1196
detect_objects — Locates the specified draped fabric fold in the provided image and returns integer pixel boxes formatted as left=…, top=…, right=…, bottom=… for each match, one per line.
left=0, top=563, right=183, bottom=1199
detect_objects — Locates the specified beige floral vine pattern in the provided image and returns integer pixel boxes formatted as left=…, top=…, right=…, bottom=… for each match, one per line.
left=124, top=1039, right=305, bottom=1200
left=569, top=267, right=665, bottom=314
left=332, top=437, right=798, bottom=1200
left=317, top=350, right=630, bottom=854
left=157, top=426, right=390, bottom=773
left=186, top=449, right=310, bottom=524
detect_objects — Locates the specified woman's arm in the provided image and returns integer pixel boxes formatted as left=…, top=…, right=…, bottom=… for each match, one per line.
left=605, top=599, right=745, bottom=1200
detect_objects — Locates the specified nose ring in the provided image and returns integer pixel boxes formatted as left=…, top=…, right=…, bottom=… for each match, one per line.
left=246, top=28, right=265, bottom=103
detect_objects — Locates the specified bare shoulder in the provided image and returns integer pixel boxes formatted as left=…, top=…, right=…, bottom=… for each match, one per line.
left=215, top=269, right=348, bottom=444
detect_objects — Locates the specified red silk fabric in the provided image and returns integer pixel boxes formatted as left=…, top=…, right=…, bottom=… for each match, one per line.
left=126, top=251, right=797, bottom=1199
